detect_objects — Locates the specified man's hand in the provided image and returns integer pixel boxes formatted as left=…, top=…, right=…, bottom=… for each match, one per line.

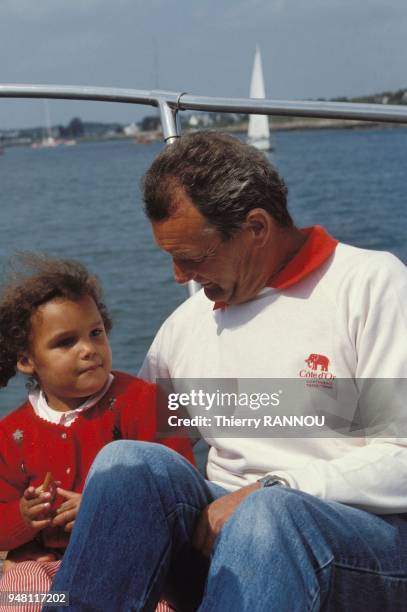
left=51, top=488, right=81, bottom=532
left=19, top=486, right=52, bottom=531
left=192, top=482, right=259, bottom=557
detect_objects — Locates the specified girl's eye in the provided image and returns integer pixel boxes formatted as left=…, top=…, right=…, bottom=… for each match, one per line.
left=91, top=328, right=104, bottom=337
left=57, top=337, right=75, bottom=347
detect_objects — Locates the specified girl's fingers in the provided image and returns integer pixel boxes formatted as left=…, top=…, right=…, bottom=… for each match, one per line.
left=64, top=521, right=75, bottom=533
left=27, top=502, right=50, bottom=519
left=31, top=518, right=52, bottom=530
left=56, top=500, right=76, bottom=513
left=56, top=487, right=77, bottom=499
left=24, top=492, right=50, bottom=511
left=27, top=495, right=50, bottom=510
left=52, top=508, right=77, bottom=527
left=23, top=487, right=36, bottom=500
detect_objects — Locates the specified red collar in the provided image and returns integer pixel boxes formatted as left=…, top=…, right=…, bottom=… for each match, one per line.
left=214, top=225, right=338, bottom=311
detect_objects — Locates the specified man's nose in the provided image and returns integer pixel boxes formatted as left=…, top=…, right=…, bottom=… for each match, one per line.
left=173, top=261, right=195, bottom=284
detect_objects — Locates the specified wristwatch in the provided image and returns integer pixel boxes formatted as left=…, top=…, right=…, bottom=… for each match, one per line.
left=257, top=474, right=290, bottom=488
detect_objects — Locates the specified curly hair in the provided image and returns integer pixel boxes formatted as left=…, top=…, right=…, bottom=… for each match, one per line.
left=0, top=253, right=112, bottom=388
left=142, top=130, right=292, bottom=240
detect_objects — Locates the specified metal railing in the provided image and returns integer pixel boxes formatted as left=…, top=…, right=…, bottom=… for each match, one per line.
left=2, top=82, right=406, bottom=296
left=1, top=84, right=407, bottom=143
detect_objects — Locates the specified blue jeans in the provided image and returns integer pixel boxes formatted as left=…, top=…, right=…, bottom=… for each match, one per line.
left=46, top=441, right=407, bottom=611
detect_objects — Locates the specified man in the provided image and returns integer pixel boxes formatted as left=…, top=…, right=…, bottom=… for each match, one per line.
left=47, top=132, right=407, bottom=611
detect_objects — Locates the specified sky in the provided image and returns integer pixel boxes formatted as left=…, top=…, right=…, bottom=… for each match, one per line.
left=1, top=0, right=406, bottom=129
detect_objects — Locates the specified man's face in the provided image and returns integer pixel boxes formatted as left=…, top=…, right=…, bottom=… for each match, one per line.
left=151, top=190, right=255, bottom=304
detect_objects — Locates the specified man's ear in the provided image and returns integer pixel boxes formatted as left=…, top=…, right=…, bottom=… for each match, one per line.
left=17, top=354, right=35, bottom=376
left=245, top=209, right=272, bottom=247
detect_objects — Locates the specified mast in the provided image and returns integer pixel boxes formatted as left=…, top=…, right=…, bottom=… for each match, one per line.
left=44, top=99, right=53, bottom=140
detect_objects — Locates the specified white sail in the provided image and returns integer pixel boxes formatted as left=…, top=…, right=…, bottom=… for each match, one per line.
left=248, top=46, right=271, bottom=151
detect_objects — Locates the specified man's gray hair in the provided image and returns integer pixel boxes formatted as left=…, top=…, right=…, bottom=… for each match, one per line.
left=142, top=131, right=292, bottom=240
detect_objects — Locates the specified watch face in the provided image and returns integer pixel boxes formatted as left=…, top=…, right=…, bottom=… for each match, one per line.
left=258, top=475, right=289, bottom=488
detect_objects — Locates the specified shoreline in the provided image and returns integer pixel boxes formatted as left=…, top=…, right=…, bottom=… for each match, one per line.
left=225, top=118, right=406, bottom=133
left=1, top=119, right=405, bottom=149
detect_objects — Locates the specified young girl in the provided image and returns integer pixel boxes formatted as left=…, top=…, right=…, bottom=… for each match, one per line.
left=0, top=254, right=193, bottom=611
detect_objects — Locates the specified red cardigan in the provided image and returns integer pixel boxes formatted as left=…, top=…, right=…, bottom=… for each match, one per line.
left=0, top=371, right=194, bottom=551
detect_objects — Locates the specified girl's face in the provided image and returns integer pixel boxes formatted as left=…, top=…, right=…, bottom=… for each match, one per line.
left=17, top=295, right=112, bottom=411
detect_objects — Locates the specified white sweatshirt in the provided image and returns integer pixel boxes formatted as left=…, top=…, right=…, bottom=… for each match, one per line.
left=139, top=228, right=407, bottom=514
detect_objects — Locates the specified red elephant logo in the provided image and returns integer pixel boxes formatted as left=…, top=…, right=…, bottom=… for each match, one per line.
left=305, top=353, right=330, bottom=372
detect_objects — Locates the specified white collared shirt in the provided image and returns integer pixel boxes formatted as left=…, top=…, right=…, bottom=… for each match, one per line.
left=29, top=374, right=114, bottom=427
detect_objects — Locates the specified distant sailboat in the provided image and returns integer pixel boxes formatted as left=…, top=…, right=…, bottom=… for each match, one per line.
left=247, top=46, right=272, bottom=152
left=32, top=100, right=58, bottom=149
left=32, top=100, right=77, bottom=148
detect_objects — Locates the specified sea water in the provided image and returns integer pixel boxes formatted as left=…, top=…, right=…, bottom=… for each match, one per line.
left=0, top=127, right=406, bottom=416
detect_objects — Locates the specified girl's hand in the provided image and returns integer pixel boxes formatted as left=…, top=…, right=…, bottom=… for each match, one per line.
left=52, top=488, right=82, bottom=532
left=19, top=486, right=52, bottom=531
